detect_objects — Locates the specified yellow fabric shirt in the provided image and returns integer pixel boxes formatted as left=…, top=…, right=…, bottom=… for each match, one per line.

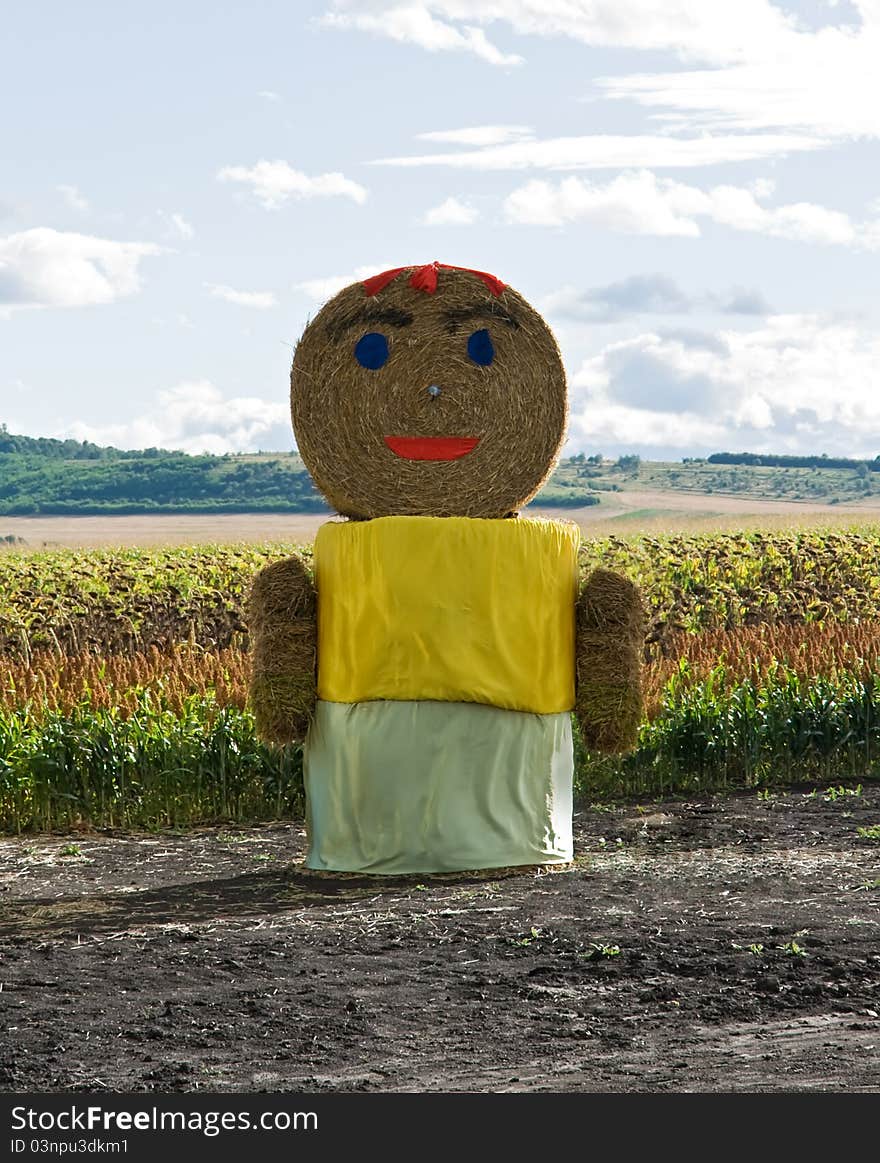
left=314, top=515, right=579, bottom=715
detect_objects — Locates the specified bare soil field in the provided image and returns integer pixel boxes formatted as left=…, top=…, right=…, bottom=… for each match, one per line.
left=589, top=490, right=880, bottom=534
left=1, top=784, right=878, bottom=1093
left=0, top=513, right=331, bottom=550
left=4, top=491, right=880, bottom=549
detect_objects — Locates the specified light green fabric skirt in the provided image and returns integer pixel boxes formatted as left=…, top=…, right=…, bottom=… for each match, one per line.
left=303, top=699, right=573, bottom=874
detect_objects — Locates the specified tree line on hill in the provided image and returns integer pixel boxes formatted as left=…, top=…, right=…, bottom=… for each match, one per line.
left=0, top=430, right=328, bottom=514
left=0, top=429, right=598, bottom=515
left=5, top=425, right=872, bottom=516
left=708, top=451, right=880, bottom=471
left=0, top=425, right=171, bottom=461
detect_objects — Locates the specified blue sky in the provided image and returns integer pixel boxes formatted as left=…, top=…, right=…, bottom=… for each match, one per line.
left=2, top=0, right=880, bottom=460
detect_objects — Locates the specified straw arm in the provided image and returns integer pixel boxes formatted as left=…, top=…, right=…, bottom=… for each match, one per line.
left=246, top=554, right=318, bottom=746
left=574, top=567, right=646, bottom=755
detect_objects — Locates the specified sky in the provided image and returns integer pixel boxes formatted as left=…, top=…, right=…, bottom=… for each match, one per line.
left=2, top=0, right=880, bottom=461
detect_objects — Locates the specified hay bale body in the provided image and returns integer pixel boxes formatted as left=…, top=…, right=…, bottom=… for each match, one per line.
left=247, top=554, right=317, bottom=744
left=291, top=265, right=567, bottom=519
left=575, top=567, right=645, bottom=754
left=249, top=262, right=645, bottom=867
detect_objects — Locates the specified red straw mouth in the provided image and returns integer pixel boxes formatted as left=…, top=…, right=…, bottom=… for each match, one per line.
left=384, top=436, right=480, bottom=461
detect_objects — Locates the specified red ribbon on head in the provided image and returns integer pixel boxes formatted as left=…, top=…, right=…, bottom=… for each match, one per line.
left=408, top=263, right=440, bottom=294
left=361, top=267, right=407, bottom=296
left=362, top=262, right=505, bottom=298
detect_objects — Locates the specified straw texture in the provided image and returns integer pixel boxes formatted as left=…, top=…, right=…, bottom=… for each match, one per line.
left=575, top=567, right=645, bottom=754
left=246, top=555, right=317, bottom=745
left=290, top=265, right=567, bottom=519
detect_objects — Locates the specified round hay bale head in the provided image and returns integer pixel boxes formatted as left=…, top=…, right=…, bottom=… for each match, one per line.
left=290, top=263, right=567, bottom=519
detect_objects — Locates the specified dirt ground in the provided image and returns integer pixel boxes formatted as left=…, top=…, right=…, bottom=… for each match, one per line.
left=1, top=783, right=878, bottom=1094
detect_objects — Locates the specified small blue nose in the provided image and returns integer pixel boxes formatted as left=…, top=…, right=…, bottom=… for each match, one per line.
left=427, top=384, right=442, bottom=398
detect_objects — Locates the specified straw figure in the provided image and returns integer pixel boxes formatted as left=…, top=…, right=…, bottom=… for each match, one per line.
left=248, top=262, right=644, bottom=873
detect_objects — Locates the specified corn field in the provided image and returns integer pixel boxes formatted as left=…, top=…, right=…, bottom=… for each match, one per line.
left=3, top=529, right=880, bottom=657
left=1, top=530, right=879, bottom=831
left=0, top=696, right=303, bottom=833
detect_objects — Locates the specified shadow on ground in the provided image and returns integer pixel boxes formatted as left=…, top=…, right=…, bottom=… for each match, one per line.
left=0, top=865, right=521, bottom=940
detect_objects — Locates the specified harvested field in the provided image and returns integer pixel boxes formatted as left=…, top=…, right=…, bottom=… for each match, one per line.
left=4, top=491, right=880, bottom=550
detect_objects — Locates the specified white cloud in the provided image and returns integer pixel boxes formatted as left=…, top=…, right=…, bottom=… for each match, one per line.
left=502, top=169, right=880, bottom=247
left=293, top=264, right=387, bottom=301
left=168, top=212, right=194, bottom=240
left=217, top=159, right=368, bottom=209
left=257, top=89, right=281, bottom=102
left=57, top=184, right=88, bottom=212
left=417, top=125, right=534, bottom=146
left=325, top=3, right=880, bottom=145
left=569, top=314, right=880, bottom=457
left=155, top=211, right=194, bottom=240
left=0, top=228, right=162, bottom=316
left=701, top=186, right=857, bottom=245
left=708, top=288, right=773, bottom=316
left=600, top=17, right=880, bottom=140
left=544, top=275, right=692, bottom=321
left=749, top=177, right=776, bottom=200
left=374, top=131, right=825, bottom=170
left=423, top=196, right=479, bottom=225
left=206, top=283, right=278, bottom=309
left=543, top=276, right=772, bottom=322
left=321, top=1, right=795, bottom=67
left=62, top=381, right=293, bottom=455
left=320, top=4, right=523, bottom=66
left=504, top=171, right=701, bottom=234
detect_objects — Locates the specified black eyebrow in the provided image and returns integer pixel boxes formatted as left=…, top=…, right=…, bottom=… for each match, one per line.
left=326, top=306, right=414, bottom=340
left=440, top=303, right=521, bottom=332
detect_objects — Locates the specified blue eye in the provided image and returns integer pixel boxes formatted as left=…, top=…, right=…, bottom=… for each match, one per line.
left=354, top=332, right=389, bottom=369
left=467, top=328, right=494, bottom=366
